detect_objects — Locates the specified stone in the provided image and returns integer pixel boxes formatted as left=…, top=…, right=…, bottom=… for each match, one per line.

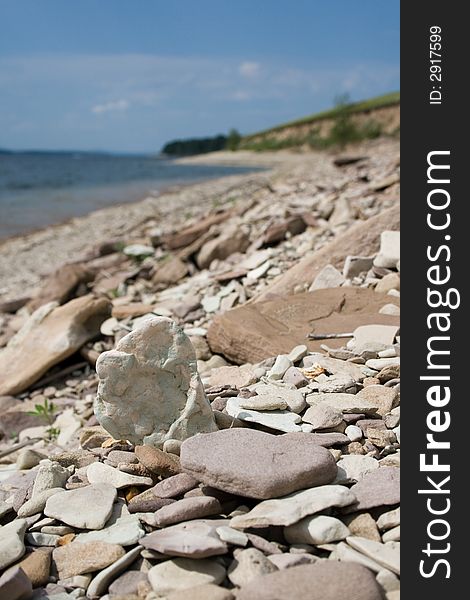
left=165, top=584, right=234, bottom=600
left=25, top=532, right=59, bottom=547
left=0, top=519, right=28, bottom=570
left=343, top=512, right=381, bottom=541
left=16, top=449, right=47, bottom=471
left=17, top=488, right=64, bottom=518
left=366, top=428, right=397, bottom=448
left=32, top=463, right=70, bottom=497
left=334, top=455, right=380, bottom=484
left=344, top=467, right=400, bottom=513
left=128, top=490, right=175, bottom=513
left=345, top=425, right=363, bottom=441
left=375, top=274, right=400, bottom=294
left=335, top=541, right=386, bottom=573
left=141, top=520, right=228, bottom=558
left=94, top=317, right=217, bottom=447
left=0, top=566, right=33, bottom=600
left=284, top=515, right=350, bottom=545
left=382, top=526, right=400, bottom=542
left=317, top=373, right=356, bottom=393
left=238, top=396, right=288, bottom=410
left=0, top=296, right=111, bottom=396
left=302, top=404, right=344, bottom=429
left=376, top=569, right=400, bottom=593
left=356, top=385, right=399, bottom=417
left=266, top=355, right=293, bottom=380
left=17, top=549, right=51, bottom=588
left=352, top=324, right=399, bottom=348
left=123, top=243, right=154, bottom=257
left=255, top=204, right=400, bottom=302
left=152, top=496, right=222, bottom=527
left=377, top=507, right=400, bottom=531
left=75, top=514, right=144, bottom=546
left=228, top=548, right=278, bottom=586
left=86, top=546, right=142, bottom=598
left=302, top=353, right=366, bottom=382
left=236, top=561, right=383, bottom=600
left=27, top=263, right=93, bottom=312
left=283, top=367, right=309, bottom=388
left=373, top=231, right=400, bottom=269
left=180, top=429, right=337, bottom=500
left=306, top=392, right=379, bottom=415
left=225, top=397, right=302, bottom=432
left=207, top=287, right=399, bottom=365
left=379, top=303, right=400, bottom=316
left=108, top=570, right=149, bottom=598
left=86, top=462, right=153, bottom=489
left=268, top=553, right=317, bottom=570
left=366, top=357, right=400, bottom=371
left=286, top=344, right=308, bottom=363
left=163, top=211, right=230, bottom=250
left=189, top=335, right=211, bottom=361
left=230, top=485, right=355, bottom=529
left=197, top=226, right=250, bottom=269
left=251, top=383, right=306, bottom=413
left=44, top=483, right=117, bottom=529
left=151, top=473, right=199, bottom=499
left=309, top=264, right=345, bottom=291
left=153, top=255, right=189, bottom=285
left=52, top=541, right=125, bottom=580
left=347, top=537, right=400, bottom=575
left=216, top=526, right=248, bottom=547
left=134, top=445, right=181, bottom=477
left=343, top=256, right=374, bottom=278
left=147, top=558, right=226, bottom=595
left=163, top=439, right=183, bottom=456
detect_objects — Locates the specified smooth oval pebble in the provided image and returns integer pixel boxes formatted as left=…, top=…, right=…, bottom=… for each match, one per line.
left=180, top=429, right=337, bottom=499
left=236, top=561, right=383, bottom=600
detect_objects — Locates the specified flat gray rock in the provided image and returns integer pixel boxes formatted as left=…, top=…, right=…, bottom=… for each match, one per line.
left=87, top=462, right=153, bottom=489
left=147, top=557, right=226, bottom=595
left=343, top=467, right=400, bottom=513
left=141, top=519, right=228, bottom=558
left=75, top=513, right=145, bottom=546
left=44, top=483, right=117, bottom=529
left=236, top=561, right=383, bottom=600
left=230, top=485, right=355, bottom=529
left=95, top=317, right=217, bottom=447
left=180, top=429, right=337, bottom=500
left=0, top=518, right=28, bottom=570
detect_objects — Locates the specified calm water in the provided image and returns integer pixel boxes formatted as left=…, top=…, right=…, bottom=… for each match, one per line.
left=0, top=152, right=261, bottom=239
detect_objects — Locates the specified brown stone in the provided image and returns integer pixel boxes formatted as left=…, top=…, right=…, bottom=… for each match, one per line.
left=111, top=303, right=156, bottom=319
left=27, top=263, right=93, bottom=311
left=236, top=561, right=383, bottom=600
left=17, top=549, right=51, bottom=587
left=135, top=445, right=181, bottom=477
left=255, top=204, right=399, bottom=301
left=207, top=287, right=399, bottom=365
left=180, top=429, right=337, bottom=500
left=165, top=584, right=234, bottom=600
left=343, top=467, right=400, bottom=513
left=196, top=227, right=250, bottom=269
left=152, top=256, right=189, bottom=285
left=128, top=490, right=176, bottom=513
left=163, top=212, right=231, bottom=249
left=0, top=295, right=111, bottom=396
left=151, top=473, right=199, bottom=499
left=52, top=541, right=125, bottom=580
left=261, top=216, right=306, bottom=246
left=153, top=496, right=222, bottom=527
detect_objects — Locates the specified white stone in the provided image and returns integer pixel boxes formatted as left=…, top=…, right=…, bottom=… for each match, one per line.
left=230, top=485, right=356, bottom=529
left=306, top=392, right=379, bottom=415
left=252, top=382, right=306, bottom=413
left=366, top=357, right=400, bottom=370
left=284, top=515, right=350, bottom=545
left=87, top=462, right=153, bottom=489
left=352, top=325, right=399, bottom=349
left=309, top=264, right=345, bottom=291
left=216, top=526, right=249, bottom=547
left=123, top=244, right=154, bottom=257
left=346, top=537, right=400, bottom=575
left=201, top=295, right=220, bottom=313
left=336, top=541, right=385, bottom=573
left=225, top=398, right=302, bottom=433
left=86, top=546, right=142, bottom=598
left=377, top=508, right=400, bottom=531
left=44, top=483, right=117, bottom=529
left=246, top=260, right=272, bottom=281
left=95, top=317, right=217, bottom=447
left=227, top=548, right=278, bottom=586
left=32, top=462, right=71, bottom=497
left=54, top=409, right=82, bottom=447
left=287, top=345, right=308, bottom=363
left=302, top=404, right=344, bottom=429
left=100, top=317, right=119, bottom=336
left=379, top=304, right=400, bottom=316
left=334, top=455, right=379, bottom=484
left=75, top=514, right=145, bottom=546
left=376, top=569, right=401, bottom=592
left=373, top=231, right=400, bottom=269
left=345, top=425, right=363, bottom=442
left=147, top=558, right=225, bottom=595
left=382, top=526, right=400, bottom=543
left=0, top=519, right=28, bottom=570
left=267, top=355, right=293, bottom=380
left=17, top=487, right=64, bottom=518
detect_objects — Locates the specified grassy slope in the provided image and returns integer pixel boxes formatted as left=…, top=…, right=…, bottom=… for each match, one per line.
left=242, top=91, right=400, bottom=142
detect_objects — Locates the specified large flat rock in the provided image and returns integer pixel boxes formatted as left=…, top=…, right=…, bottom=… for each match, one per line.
left=0, top=295, right=111, bottom=396
left=207, top=287, right=399, bottom=364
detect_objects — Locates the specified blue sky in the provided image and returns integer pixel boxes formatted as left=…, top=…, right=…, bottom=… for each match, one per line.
left=0, top=1, right=399, bottom=152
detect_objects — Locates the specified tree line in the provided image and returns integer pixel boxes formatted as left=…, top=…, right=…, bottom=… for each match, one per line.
left=161, top=129, right=241, bottom=156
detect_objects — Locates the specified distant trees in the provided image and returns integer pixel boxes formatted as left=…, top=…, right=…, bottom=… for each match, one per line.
left=161, top=129, right=242, bottom=157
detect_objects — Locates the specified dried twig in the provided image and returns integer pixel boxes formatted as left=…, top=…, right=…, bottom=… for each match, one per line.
left=307, top=332, right=353, bottom=340
left=0, top=437, right=42, bottom=459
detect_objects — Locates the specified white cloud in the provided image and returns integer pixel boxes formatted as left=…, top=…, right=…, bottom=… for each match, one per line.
left=239, top=61, right=261, bottom=78
left=91, top=99, right=129, bottom=114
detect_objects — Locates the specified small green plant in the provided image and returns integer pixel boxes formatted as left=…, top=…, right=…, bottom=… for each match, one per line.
left=27, top=398, right=60, bottom=441
left=226, top=128, right=242, bottom=151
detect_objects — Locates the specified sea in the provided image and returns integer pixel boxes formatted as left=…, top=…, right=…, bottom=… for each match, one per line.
left=0, top=152, right=261, bottom=240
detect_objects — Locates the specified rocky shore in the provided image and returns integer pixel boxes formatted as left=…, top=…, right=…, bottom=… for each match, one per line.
left=0, top=137, right=400, bottom=600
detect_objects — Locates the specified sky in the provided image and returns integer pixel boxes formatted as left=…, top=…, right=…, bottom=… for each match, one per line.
left=0, top=1, right=400, bottom=153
